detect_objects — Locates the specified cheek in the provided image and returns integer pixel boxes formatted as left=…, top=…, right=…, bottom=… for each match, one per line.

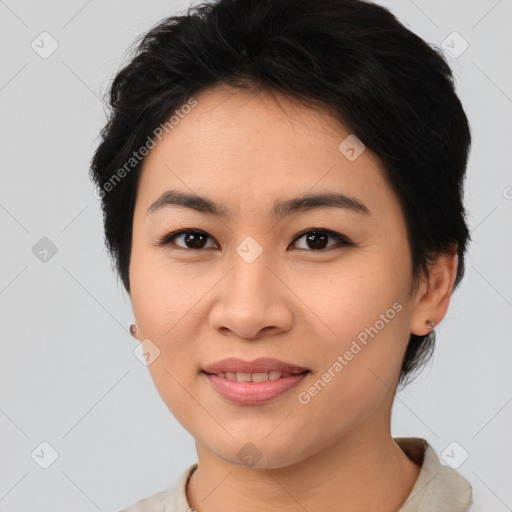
left=299, top=254, right=408, bottom=342
left=298, top=255, right=411, bottom=396
left=129, top=246, right=205, bottom=396
left=129, top=242, right=211, bottom=336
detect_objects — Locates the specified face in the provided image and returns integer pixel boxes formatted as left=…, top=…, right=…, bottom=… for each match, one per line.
left=129, top=85, right=420, bottom=468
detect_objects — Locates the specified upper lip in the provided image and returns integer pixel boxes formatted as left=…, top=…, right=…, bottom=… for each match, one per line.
left=202, top=357, right=309, bottom=375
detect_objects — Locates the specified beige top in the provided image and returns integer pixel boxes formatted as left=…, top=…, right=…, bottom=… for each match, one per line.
left=119, top=437, right=472, bottom=512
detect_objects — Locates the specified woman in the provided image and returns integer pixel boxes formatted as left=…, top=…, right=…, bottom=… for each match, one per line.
left=90, top=0, right=473, bottom=510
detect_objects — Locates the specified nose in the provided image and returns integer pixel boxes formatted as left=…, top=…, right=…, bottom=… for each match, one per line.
left=208, top=249, right=294, bottom=340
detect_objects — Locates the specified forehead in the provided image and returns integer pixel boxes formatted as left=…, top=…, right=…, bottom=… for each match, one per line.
left=155, top=85, right=352, bottom=156
left=135, top=85, right=393, bottom=220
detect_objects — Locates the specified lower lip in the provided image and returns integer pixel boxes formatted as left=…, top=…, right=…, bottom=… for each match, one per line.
left=202, top=371, right=309, bottom=405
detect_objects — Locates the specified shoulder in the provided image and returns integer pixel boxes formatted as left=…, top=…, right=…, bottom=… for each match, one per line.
left=118, top=463, right=198, bottom=512
left=118, top=491, right=168, bottom=512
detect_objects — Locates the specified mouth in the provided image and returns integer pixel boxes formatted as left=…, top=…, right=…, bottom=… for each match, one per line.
left=201, top=357, right=311, bottom=404
left=201, top=362, right=310, bottom=405
left=201, top=356, right=310, bottom=377
left=201, top=369, right=310, bottom=381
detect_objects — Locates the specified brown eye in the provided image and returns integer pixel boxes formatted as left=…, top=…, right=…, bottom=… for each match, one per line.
left=289, top=229, right=353, bottom=251
left=157, top=229, right=217, bottom=250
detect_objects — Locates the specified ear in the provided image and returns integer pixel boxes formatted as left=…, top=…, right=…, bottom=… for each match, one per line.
left=410, top=245, right=459, bottom=336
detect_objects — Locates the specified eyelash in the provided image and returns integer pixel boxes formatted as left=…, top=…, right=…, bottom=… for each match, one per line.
left=155, top=228, right=355, bottom=252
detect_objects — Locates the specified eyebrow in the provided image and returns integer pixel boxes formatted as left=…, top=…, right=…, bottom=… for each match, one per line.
left=145, top=189, right=370, bottom=219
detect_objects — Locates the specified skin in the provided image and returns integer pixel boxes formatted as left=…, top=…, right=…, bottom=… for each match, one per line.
left=129, top=84, right=458, bottom=512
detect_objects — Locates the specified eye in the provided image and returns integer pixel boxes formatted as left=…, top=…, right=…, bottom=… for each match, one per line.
left=156, top=228, right=353, bottom=251
left=156, top=229, right=218, bottom=250
left=289, top=229, right=354, bottom=251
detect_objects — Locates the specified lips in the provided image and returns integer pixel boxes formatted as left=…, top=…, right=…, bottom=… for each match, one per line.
left=202, top=357, right=309, bottom=376
left=203, top=371, right=310, bottom=405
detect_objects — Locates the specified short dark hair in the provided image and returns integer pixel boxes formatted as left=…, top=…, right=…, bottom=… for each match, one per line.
left=90, top=0, right=471, bottom=387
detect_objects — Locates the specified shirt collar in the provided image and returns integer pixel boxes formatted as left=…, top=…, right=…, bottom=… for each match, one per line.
left=395, top=437, right=472, bottom=511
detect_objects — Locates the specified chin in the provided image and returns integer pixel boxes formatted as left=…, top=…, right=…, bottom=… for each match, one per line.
left=203, top=435, right=312, bottom=470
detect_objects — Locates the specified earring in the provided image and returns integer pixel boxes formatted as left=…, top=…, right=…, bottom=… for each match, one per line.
left=425, top=319, right=435, bottom=329
left=129, top=323, right=137, bottom=337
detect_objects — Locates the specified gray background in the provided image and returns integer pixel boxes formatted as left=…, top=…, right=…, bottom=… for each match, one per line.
left=1, top=0, right=511, bottom=510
